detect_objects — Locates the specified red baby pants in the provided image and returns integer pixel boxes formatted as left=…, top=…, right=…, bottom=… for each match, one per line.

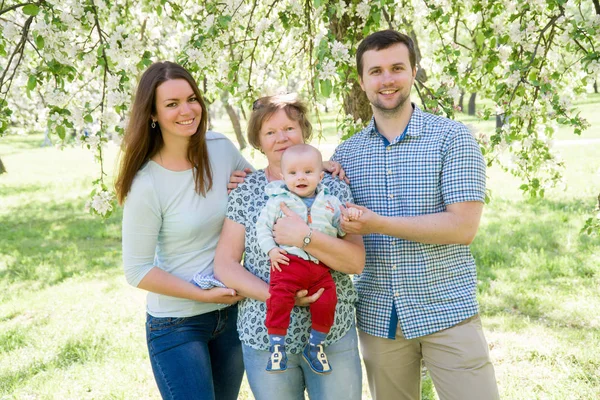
left=265, top=254, right=337, bottom=335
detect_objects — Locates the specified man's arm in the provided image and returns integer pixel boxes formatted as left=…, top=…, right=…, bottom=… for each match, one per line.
left=340, top=201, right=483, bottom=245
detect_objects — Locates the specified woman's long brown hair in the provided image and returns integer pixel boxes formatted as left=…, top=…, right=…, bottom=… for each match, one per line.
left=115, top=61, right=212, bottom=205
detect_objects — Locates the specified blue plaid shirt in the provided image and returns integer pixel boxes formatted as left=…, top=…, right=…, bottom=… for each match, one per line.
left=332, top=104, right=486, bottom=340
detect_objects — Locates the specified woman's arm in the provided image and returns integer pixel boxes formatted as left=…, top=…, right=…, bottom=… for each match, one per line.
left=137, top=268, right=242, bottom=304
left=122, top=174, right=241, bottom=305
left=214, top=218, right=325, bottom=304
left=214, top=218, right=272, bottom=302
left=272, top=203, right=365, bottom=274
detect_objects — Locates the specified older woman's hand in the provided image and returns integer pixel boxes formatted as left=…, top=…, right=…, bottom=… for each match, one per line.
left=273, top=203, right=309, bottom=248
left=294, top=288, right=324, bottom=306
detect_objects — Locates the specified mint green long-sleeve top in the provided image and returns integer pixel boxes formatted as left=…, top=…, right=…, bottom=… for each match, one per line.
left=121, top=131, right=252, bottom=317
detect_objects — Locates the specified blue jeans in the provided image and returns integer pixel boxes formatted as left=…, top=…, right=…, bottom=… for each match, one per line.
left=146, top=305, right=244, bottom=400
left=242, top=325, right=362, bottom=400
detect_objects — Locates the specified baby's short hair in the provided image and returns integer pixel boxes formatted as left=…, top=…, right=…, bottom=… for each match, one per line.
left=281, top=144, right=323, bottom=169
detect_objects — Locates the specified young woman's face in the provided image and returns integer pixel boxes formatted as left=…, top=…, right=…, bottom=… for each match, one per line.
left=258, top=109, right=305, bottom=165
left=153, top=79, right=203, bottom=142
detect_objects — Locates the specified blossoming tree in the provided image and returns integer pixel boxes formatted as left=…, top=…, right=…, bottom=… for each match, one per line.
left=0, top=0, right=598, bottom=229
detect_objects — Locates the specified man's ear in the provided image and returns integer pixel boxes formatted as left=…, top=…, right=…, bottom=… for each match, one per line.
left=358, top=75, right=365, bottom=91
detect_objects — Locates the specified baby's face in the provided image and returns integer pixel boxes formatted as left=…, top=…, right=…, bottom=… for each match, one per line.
left=281, top=152, right=324, bottom=197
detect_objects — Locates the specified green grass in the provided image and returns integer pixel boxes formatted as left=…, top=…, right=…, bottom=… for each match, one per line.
left=0, top=95, right=599, bottom=399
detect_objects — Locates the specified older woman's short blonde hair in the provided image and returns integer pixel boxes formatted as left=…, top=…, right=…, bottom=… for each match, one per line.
left=247, top=93, right=313, bottom=150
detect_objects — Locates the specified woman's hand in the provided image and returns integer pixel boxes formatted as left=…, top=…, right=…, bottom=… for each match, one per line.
left=273, top=203, right=309, bottom=248
left=323, top=160, right=349, bottom=183
left=294, top=288, right=324, bottom=306
left=202, top=287, right=244, bottom=304
left=227, top=168, right=252, bottom=194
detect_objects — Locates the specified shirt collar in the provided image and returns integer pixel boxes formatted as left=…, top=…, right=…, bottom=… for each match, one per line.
left=367, top=103, right=424, bottom=140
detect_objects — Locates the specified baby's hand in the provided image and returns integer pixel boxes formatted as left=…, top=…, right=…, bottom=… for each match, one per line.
left=268, top=248, right=289, bottom=272
left=346, top=207, right=363, bottom=221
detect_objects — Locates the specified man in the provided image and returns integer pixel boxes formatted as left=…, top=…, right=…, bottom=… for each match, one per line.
left=333, top=30, right=500, bottom=400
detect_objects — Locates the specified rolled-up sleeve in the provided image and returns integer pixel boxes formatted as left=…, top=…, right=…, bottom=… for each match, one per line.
left=122, top=173, right=161, bottom=287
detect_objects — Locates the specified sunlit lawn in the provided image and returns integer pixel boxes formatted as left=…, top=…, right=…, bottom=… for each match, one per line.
left=0, top=94, right=599, bottom=399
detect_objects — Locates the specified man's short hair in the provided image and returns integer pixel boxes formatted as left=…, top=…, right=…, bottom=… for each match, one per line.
left=356, top=30, right=416, bottom=78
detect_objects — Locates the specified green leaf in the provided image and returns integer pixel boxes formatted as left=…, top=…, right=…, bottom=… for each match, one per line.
left=84, top=114, right=93, bottom=124
left=35, top=35, right=44, bottom=49
left=475, top=31, right=485, bottom=47
left=56, top=125, right=66, bottom=140
left=320, top=79, right=332, bottom=97
left=23, top=4, right=40, bottom=16
left=27, top=75, right=37, bottom=91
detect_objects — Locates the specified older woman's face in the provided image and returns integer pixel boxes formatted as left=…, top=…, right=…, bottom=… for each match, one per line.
left=258, top=108, right=304, bottom=165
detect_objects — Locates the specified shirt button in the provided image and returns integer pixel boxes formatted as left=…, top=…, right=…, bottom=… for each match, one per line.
left=389, top=194, right=394, bottom=199
left=392, top=265, right=397, bottom=270
left=387, top=169, right=392, bottom=175
left=386, top=146, right=392, bottom=151
left=394, top=292, right=400, bottom=297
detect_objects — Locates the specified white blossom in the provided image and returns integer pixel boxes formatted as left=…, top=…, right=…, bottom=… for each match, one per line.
left=89, top=190, right=114, bottom=216
left=330, top=41, right=350, bottom=63
left=356, top=1, right=371, bottom=20
left=318, top=59, right=337, bottom=81
left=254, top=18, right=270, bottom=36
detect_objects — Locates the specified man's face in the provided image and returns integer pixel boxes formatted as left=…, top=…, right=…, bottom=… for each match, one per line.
left=359, top=43, right=416, bottom=116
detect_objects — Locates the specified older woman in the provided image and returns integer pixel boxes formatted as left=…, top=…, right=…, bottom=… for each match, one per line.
left=214, top=94, right=364, bottom=400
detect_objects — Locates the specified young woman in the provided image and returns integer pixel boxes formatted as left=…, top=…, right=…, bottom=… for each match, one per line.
left=115, top=61, right=251, bottom=400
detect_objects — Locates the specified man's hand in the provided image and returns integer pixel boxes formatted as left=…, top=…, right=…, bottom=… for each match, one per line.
left=340, top=202, right=380, bottom=235
left=273, top=203, right=309, bottom=248
left=268, top=247, right=289, bottom=272
left=323, top=160, right=349, bottom=183
left=227, top=168, right=252, bottom=194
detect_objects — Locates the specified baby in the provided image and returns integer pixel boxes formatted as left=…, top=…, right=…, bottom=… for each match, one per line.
left=256, top=144, right=361, bottom=375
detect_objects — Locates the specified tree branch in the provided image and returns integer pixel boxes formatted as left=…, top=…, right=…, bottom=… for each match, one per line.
left=0, top=16, right=33, bottom=102
left=0, top=2, right=32, bottom=17
left=90, top=0, right=110, bottom=183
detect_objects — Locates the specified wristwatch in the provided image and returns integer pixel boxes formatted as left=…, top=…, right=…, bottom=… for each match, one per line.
left=301, top=228, right=313, bottom=248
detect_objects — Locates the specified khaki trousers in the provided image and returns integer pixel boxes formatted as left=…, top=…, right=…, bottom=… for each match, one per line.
left=359, top=315, right=499, bottom=400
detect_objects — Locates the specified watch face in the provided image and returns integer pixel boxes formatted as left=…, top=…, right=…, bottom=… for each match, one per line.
left=304, top=237, right=311, bottom=245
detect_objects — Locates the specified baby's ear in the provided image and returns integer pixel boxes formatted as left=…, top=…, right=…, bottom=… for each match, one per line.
left=280, top=172, right=284, bottom=180
left=319, top=171, right=325, bottom=181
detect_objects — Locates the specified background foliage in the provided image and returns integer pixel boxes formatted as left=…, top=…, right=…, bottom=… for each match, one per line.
left=0, top=0, right=598, bottom=226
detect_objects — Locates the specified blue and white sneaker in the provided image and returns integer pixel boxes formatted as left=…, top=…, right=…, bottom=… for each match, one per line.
left=266, top=344, right=288, bottom=373
left=302, top=343, right=332, bottom=374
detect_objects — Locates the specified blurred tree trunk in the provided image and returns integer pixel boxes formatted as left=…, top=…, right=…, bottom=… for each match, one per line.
left=594, top=80, right=598, bottom=94
left=458, top=91, right=465, bottom=112
left=0, top=157, right=6, bottom=174
left=225, top=103, right=247, bottom=150
left=329, top=2, right=372, bottom=123
left=468, top=93, right=477, bottom=115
